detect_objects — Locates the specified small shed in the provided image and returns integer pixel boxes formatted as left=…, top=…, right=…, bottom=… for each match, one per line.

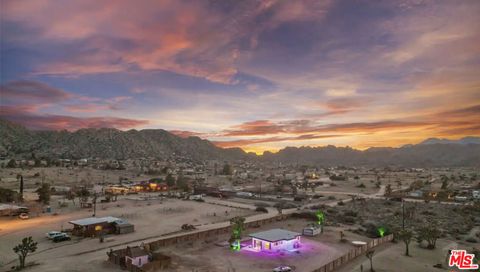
left=113, top=219, right=135, bottom=234
left=303, top=226, right=321, bottom=236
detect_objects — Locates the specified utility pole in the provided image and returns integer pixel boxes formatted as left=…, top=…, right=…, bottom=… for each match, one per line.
left=402, top=198, right=405, bottom=230
left=92, top=192, right=97, bottom=217
left=18, top=174, right=24, bottom=202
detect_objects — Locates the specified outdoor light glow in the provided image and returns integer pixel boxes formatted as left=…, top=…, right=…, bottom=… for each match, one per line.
left=231, top=239, right=241, bottom=251
left=377, top=227, right=385, bottom=237
left=316, top=210, right=325, bottom=225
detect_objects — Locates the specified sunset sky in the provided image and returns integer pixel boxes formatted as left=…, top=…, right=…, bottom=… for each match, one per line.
left=1, top=0, right=479, bottom=154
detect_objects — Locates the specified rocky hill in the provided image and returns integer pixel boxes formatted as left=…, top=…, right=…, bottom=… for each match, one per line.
left=0, top=119, right=246, bottom=161
left=261, top=143, right=480, bottom=167
left=419, top=136, right=480, bottom=145
left=1, top=119, right=479, bottom=166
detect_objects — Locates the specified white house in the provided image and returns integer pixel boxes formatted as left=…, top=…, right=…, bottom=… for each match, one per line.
left=125, top=246, right=149, bottom=267
left=249, top=229, right=301, bottom=252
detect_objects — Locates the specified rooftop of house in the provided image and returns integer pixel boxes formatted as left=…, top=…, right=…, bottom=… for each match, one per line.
left=126, top=246, right=148, bottom=258
left=0, top=204, right=28, bottom=210
left=249, top=228, right=301, bottom=242
left=69, top=216, right=121, bottom=226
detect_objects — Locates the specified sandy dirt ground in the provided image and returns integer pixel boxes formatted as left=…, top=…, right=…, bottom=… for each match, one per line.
left=157, top=218, right=375, bottom=272
left=0, top=197, right=257, bottom=272
left=337, top=238, right=479, bottom=272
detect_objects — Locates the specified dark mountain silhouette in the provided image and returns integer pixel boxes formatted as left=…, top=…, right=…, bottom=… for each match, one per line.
left=1, top=119, right=478, bottom=166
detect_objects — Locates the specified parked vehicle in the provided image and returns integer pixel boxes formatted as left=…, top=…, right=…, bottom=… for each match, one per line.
left=18, top=213, right=29, bottom=220
left=46, top=231, right=65, bottom=239
left=181, top=224, right=196, bottom=231
left=53, top=234, right=71, bottom=243
left=273, top=266, right=292, bottom=272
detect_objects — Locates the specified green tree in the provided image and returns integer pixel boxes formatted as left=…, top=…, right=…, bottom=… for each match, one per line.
left=0, top=187, right=19, bottom=202
left=165, top=174, right=175, bottom=187
left=441, top=179, right=448, bottom=190
left=229, top=216, right=245, bottom=251
left=385, top=184, right=392, bottom=196
left=66, top=190, right=76, bottom=206
left=36, top=183, right=51, bottom=204
left=78, top=187, right=90, bottom=204
left=34, top=158, right=42, bottom=167
left=416, top=224, right=440, bottom=249
left=13, top=236, right=38, bottom=269
left=365, top=249, right=375, bottom=272
left=7, top=159, right=16, bottom=168
left=397, top=229, right=414, bottom=256
left=222, top=163, right=233, bottom=175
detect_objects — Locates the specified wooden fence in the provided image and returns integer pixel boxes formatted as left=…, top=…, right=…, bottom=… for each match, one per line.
left=311, top=234, right=394, bottom=272
left=108, top=213, right=290, bottom=271
left=108, top=214, right=391, bottom=272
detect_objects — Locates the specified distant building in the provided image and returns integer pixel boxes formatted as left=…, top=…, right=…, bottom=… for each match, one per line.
left=0, top=204, right=29, bottom=216
left=409, top=190, right=423, bottom=198
left=69, top=216, right=133, bottom=237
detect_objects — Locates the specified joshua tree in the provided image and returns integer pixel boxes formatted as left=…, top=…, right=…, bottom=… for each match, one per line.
left=397, top=229, right=414, bottom=256
left=229, top=216, right=245, bottom=251
left=365, top=249, right=375, bottom=272
left=13, top=236, right=38, bottom=269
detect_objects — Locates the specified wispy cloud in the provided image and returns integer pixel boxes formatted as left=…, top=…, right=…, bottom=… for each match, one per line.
left=1, top=0, right=479, bottom=151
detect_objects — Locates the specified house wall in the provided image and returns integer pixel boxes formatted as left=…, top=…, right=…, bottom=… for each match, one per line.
left=252, top=236, right=300, bottom=251
left=126, top=255, right=149, bottom=267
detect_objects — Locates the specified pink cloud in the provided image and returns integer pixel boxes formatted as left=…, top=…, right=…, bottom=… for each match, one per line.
left=0, top=80, right=72, bottom=103
left=2, top=0, right=334, bottom=84
left=0, top=106, right=149, bottom=131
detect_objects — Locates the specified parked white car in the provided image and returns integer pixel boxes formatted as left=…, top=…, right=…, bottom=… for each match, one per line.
left=273, top=266, right=292, bottom=272
left=18, top=213, right=29, bottom=220
left=46, top=231, right=66, bottom=239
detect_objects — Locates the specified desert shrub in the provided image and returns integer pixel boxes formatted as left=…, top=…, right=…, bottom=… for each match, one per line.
left=465, top=236, right=478, bottom=243
left=344, top=210, right=358, bottom=217
left=326, top=209, right=337, bottom=214
left=255, top=207, right=268, bottom=213
left=291, top=212, right=317, bottom=221
left=343, top=216, right=356, bottom=224
left=254, top=202, right=270, bottom=208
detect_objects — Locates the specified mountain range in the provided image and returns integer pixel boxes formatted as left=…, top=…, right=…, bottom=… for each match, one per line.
left=1, top=119, right=479, bottom=167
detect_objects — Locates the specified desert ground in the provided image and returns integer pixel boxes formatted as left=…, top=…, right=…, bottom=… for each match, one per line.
left=0, top=195, right=257, bottom=272
left=1, top=166, right=478, bottom=272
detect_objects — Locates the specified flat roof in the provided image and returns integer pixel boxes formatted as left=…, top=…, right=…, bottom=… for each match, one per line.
left=0, top=204, right=28, bottom=210
left=69, top=216, right=120, bottom=226
left=249, top=228, right=301, bottom=242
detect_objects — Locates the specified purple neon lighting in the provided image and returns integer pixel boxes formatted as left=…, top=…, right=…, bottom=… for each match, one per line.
left=236, top=238, right=319, bottom=259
